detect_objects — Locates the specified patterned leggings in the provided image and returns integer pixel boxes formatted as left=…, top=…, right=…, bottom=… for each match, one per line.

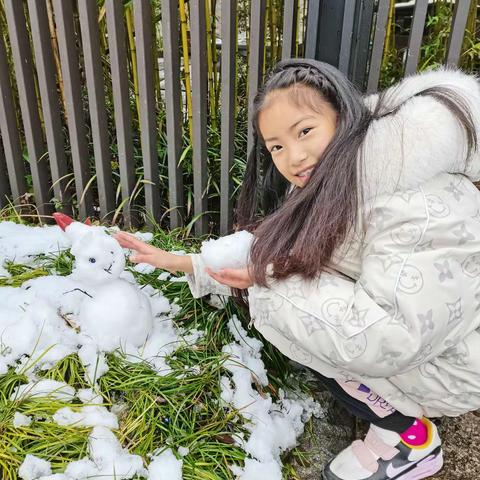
left=315, top=373, right=416, bottom=433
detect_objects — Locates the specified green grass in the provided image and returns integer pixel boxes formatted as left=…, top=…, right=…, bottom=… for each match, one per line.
left=0, top=214, right=311, bottom=479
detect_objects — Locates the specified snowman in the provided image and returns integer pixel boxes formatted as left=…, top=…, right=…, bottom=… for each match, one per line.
left=52, top=213, right=153, bottom=352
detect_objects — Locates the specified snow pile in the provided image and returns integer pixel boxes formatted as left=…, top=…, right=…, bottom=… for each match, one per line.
left=64, top=426, right=144, bottom=479
left=11, top=380, right=75, bottom=402
left=1, top=220, right=318, bottom=479
left=148, top=448, right=183, bottom=480
left=201, top=230, right=253, bottom=271
left=0, top=221, right=70, bottom=270
left=18, top=454, right=52, bottom=480
left=13, top=412, right=32, bottom=428
left=0, top=221, right=189, bottom=380
left=221, top=316, right=322, bottom=480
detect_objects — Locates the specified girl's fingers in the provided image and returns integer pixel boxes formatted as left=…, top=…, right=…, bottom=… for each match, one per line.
left=114, top=233, right=150, bottom=252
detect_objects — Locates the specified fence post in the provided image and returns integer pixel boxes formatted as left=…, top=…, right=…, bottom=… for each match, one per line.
left=27, top=0, right=72, bottom=215
left=134, top=0, right=162, bottom=227
left=0, top=34, right=27, bottom=204
left=105, top=0, right=137, bottom=228
left=78, top=0, right=116, bottom=222
left=161, top=0, right=184, bottom=230
left=190, top=0, right=209, bottom=236
left=4, top=0, right=52, bottom=217
left=220, top=0, right=237, bottom=235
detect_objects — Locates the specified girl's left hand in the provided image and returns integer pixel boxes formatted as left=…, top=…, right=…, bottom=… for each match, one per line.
left=205, top=267, right=253, bottom=289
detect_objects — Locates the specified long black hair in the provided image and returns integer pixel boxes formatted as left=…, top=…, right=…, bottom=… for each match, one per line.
left=235, top=59, right=478, bottom=288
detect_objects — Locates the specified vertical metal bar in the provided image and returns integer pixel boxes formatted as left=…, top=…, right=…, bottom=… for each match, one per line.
left=4, top=0, right=51, bottom=215
left=27, top=0, right=70, bottom=212
left=133, top=0, right=161, bottom=226
left=282, top=0, right=298, bottom=60
left=304, top=0, right=320, bottom=59
left=0, top=141, right=11, bottom=208
left=339, top=0, right=356, bottom=75
left=366, top=0, right=389, bottom=94
left=247, top=0, right=266, bottom=156
left=404, top=0, right=429, bottom=75
left=350, top=0, right=375, bottom=91
left=161, top=0, right=184, bottom=229
left=190, top=0, right=208, bottom=236
left=78, top=0, right=115, bottom=221
left=105, top=0, right=136, bottom=227
left=220, top=0, right=236, bottom=235
left=445, top=0, right=471, bottom=66
left=0, top=34, right=27, bottom=203
left=52, top=0, right=93, bottom=219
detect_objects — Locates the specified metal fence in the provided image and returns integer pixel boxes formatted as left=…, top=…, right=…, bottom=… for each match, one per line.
left=0, top=0, right=476, bottom=236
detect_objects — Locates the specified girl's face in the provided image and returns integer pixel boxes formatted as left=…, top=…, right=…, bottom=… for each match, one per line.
left=258, top=86, right=337, bottom=188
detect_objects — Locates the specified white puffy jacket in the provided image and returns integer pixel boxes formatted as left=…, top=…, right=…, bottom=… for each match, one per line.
left=186, top=67, right=480, bottom=418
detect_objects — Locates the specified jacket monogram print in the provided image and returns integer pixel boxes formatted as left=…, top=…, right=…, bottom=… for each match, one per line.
left=186, top=67, right=480, bottom=418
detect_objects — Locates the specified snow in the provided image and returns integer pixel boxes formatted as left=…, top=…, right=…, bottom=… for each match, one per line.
left=0, top=220, right=319, bottom=480
left=11, top=380, right=76, bottom=402
left=200, top=230, right=253, bottom=271
left=177, top=446, right=189, bottom=457
left=13, top=412, right=32, bottom=428
left=53, top=405, right=119, bottom=429
left=221, top=316, right=322, bottom=479
left=148, top=448, right=183, bottom=480
left=18, top=454, right=52, bottom=480
left=64, top=426, right=144, bottom=479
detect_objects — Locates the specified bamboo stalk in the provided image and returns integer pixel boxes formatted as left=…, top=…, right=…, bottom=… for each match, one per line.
left=47, top=0, right=66, bottom=114
left=205, top=0, right=216, bottom=128
left=179, top=0, right=193, bottom=142
left=211, top=0, right=220, bottom=123
left=125, top=5, right=140, bottom=122
left=383, top=0, right=395, bottom=57
left=271, top=0, right=278, bottom=63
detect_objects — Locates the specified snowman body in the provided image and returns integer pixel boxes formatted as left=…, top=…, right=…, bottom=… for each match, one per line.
left=78, top=279, right=153, bottom=351
left=66, top=228, right=153, bottom=350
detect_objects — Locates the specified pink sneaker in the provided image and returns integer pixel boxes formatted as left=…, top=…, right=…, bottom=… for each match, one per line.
left=322, top=418, right=443, bottom=480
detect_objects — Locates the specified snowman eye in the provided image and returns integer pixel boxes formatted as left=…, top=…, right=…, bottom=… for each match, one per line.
left=89, top=257, right=96, bottom=264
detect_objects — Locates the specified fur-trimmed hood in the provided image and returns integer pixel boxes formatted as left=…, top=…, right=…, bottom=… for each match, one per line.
left=360, top=67, right=480, bottom=201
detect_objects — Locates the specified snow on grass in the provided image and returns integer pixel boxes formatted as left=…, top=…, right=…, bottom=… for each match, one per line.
left=0, top=220, right=321, bottom=479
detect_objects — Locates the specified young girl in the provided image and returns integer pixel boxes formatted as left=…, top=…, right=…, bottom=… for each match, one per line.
left=115, top=59, right=480, bottom=480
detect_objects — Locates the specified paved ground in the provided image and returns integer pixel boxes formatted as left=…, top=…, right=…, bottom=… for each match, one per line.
left=291, top=385, right=480, bottom=479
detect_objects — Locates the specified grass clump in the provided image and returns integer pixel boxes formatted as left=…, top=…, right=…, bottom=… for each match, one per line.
left=0, top=219, right=308, bottom=479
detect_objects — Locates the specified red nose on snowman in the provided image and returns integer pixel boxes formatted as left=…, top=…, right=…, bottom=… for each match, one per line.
left=53, top=212, right=92, bottom=230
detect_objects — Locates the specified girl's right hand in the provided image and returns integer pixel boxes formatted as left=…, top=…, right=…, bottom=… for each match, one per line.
left=113, top=231, right=177, bottom=271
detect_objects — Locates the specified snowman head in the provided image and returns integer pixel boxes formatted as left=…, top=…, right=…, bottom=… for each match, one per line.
left=71, top=232, right=125, bottom=285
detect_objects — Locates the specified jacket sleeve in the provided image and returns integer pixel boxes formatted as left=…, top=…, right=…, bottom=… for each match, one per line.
left=185, top=254, right=232, bottom=298
left=248, top=179, right=478, bottom=378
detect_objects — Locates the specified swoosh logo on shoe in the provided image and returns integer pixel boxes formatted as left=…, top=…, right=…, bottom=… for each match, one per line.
left=385, top=461, right=415, bottom=478
left=386, top=455, right=436, bottom=479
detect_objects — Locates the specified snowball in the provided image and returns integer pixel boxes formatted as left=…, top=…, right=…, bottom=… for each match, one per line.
left=200, top=231, right=253, bottom=271
left=148, top=448, right=183, bottom=480
left=13, top=412, right=32, bottom=428
left=18, top=454, right=52, bottom=480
